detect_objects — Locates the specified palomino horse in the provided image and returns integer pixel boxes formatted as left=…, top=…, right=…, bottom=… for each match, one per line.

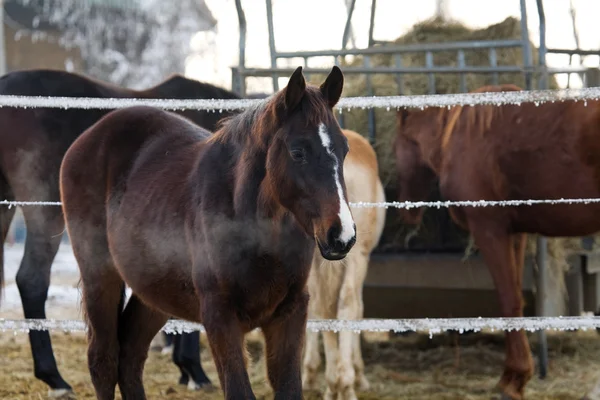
left=60, top=66, right=356, bottom=399
left=0, top=68, right=239, bottom=395
left=393, top=83, right=600, bottom=399
left=302, top=128, right=385, bottom=400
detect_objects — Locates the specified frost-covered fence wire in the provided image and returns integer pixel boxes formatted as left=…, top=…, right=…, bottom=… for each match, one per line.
left=1, top=86, right=600, bottom=111
left=7, top=197, right=600, bottom=209
left=2, top=317, right=600, bottom=336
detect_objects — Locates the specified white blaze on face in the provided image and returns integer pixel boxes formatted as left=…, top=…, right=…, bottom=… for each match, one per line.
left=317, top=123, right=355, bottom=244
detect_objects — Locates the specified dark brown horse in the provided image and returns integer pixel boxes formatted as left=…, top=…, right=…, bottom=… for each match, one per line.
left=394, top=83, right=600, bottom=399
left=60, top=66, right=355, bottom=400
left=0, top=68, right=241, bottom=395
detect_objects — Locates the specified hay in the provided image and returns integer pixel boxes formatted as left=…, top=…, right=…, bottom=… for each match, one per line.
left=340, top=16, right=558, bottom=190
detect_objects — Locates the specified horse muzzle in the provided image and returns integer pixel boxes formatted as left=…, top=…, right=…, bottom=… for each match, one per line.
left=316, top=223, right=357, bottom=261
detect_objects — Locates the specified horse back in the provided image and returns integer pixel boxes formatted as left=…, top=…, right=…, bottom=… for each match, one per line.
left=61, top=106, right=209, bottom=222
left=0, top=69, right=131, bottom=98
left=0, top=69, right=130, bottom=163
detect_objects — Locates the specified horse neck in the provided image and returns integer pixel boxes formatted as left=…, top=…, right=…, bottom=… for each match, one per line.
left=217, top=136, right=279, bottom=221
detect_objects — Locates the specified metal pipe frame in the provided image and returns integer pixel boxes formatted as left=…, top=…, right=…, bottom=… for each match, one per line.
left=232, top=0, right=247, bottom=96
left=341, top=0, right=357, bottom=50
left=234, top=65, right=587, bottom=77
left=274, top=39, right=524, bottom=59
left=537, top=0, right=548, bottom=90
left=519, top=0, right=533, bottom=89
left=368, top=0, right=377, bottom=47
left=265, top=0, right=278, bottom=92
left=534, top=0, right=549, bottom=381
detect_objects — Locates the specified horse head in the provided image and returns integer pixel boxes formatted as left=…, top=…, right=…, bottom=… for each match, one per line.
left=263, top=66, right=356, bottom=260
left=394, top=107, right=439, bottom=225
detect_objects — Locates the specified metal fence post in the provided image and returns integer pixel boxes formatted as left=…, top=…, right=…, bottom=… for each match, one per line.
left=533, top=0, right=548, bottom=381
left=233, top=0, right=247, bottom=97
left=265, top=0, right=279, bottom=92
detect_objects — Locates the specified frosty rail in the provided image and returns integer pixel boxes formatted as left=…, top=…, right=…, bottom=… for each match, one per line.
left=1, top=86, right=600, bottom=111
left=2, top=317, right=600, bottom=335
left=7, top=197, right=600, bottom=209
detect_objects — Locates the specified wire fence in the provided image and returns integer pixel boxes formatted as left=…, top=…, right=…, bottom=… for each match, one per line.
left=7, top=197, right=600, bottom=209
left=0, top=85, right=599, bottom=111
left=2, top=316, right=600, bottom=335
left=2, top=86, right=600, bottom=333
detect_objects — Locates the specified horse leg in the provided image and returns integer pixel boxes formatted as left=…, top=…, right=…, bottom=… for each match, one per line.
left=335, top=253, right=368, bottom=400
left=322, top=329, right=340, bottom=400
left=162, top=332, right=174, bottom=354
left=117, top=295, right=169, bottom=399
left=65, top=191, right=126, bottom=400
left=202, top=296, right=254, bottom=399
left=261, top=291, right=309, bottom=400
left=471, top=224, right=533, bottom=400
left=15, top=207, right=72, bottom=394
left=79, top=263, right=124, bottom=400
left=352, top=328, right=369, bottom=391
left=171, top=334, right=190, bottom=385
left=352, top=253, right=370, bottom=392
left=172, top=331, right=213, bottom=390
left=513, top=233, right=526, bottom=299
left=302, top=330, right=321, bottom=390
left=302, top=267, right=322, bottom=391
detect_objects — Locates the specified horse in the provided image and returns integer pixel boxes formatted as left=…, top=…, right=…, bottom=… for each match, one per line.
left=59, top=66, right=355, bottom=400
left=302, top=128, right=386, bottom=400
left=0, top=68, right=240, bottom=396
left=393, top=83, right=600, bottom=399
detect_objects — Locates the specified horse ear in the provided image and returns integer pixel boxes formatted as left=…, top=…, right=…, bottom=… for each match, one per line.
left=284, top=66, right=306, bottom=111
left=320, top=66, right=344, bottom=108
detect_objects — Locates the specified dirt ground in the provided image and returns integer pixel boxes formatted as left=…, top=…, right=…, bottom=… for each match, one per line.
left=2, top=329, right=600, bottom=400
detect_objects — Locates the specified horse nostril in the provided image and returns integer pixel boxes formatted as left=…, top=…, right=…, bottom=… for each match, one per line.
left=326, top=224, right=341, bottom=247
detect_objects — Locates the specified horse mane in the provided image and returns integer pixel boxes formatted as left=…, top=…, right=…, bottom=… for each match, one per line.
left=438, top=84, right=523, bottom=151
left=208, top=86, right=331, bottom=150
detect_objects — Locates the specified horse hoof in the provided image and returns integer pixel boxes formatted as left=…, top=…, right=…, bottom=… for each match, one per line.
left=161, top=345, right=174, bottom=355
left=47, top=389, right=75, bottom=399
left=187, top=380, right=215, bottom=392
left=355, top=375, right=370, bottom=391
left=302, top=375, right=318, bottom=391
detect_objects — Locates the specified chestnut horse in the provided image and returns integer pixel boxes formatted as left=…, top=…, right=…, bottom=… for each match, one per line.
left=302, top=129, right=386, bottom=400
left=60, top=66, right=356, bottom=399
left=0, top=68, right=243, bottom=394
left=394, top=83, right=600, bottom=399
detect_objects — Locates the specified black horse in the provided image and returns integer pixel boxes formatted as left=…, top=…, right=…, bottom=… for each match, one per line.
left=0, top=68, right=245, bottom=396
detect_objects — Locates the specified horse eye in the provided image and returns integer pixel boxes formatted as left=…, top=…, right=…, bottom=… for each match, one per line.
left=290, top=149, right=306, bottom=163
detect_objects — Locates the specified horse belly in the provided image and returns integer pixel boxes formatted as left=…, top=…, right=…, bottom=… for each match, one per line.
left=510, top=161, right=600, bottom=236
left=515, top=202, right=600, bottom=237
left=107, top=212, right=200, bottom=321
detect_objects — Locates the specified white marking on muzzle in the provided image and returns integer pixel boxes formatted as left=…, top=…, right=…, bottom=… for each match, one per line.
left=318, top=123, right=355, bottom=244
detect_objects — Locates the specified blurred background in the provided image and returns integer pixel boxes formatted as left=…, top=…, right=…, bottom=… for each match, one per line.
left=3, top=0, right=600, bottom=319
